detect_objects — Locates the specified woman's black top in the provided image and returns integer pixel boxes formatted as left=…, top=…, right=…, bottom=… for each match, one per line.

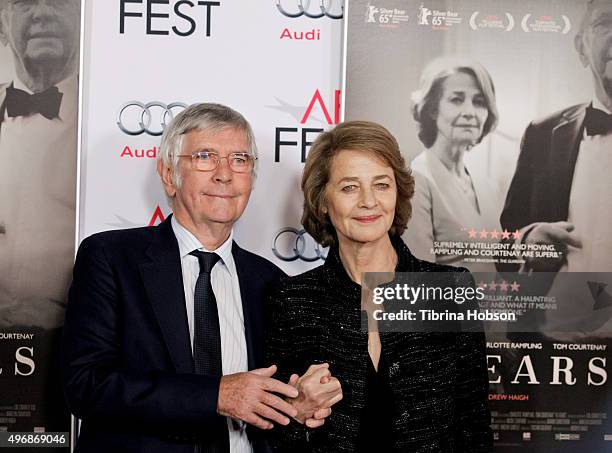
left=265, top=235, right=493, bottom=452
left=357, top=355, right=394, bottom=452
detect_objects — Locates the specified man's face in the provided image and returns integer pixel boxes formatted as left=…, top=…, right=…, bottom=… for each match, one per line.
left=577, top=0, right=612, bottom=102
left=163, top=127, right=254, bottom=231
left=0, top=0, right=80, bottom=68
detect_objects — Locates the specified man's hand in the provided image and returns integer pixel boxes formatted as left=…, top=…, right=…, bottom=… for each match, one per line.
left=217, top=365, right=299, bottom=430
left=524, top=221, right=582, bottom=271
left=287, top=363, right=343, bottom=425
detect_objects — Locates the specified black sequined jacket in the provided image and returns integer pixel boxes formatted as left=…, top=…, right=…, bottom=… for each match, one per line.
left=265, top=235, right=492, bottom=452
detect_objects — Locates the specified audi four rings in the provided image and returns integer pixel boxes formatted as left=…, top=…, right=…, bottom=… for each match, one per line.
left=276, top=0, right=343, bottom=19
left=272, top=227, right=328, bottom=262
left=117, top=101, right=188, bottom=136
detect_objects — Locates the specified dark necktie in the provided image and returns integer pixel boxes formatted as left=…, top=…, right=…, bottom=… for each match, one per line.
left=189, top=250, right=229, bottom=453
left=5, top=85, right=63, bottom=120
left=585, top=106, right=612, bottom=136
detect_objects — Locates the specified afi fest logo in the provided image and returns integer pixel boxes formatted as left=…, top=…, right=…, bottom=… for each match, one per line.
left=148, top=205, right=167, bottom=226
left=272, top=89, right=341, bottom=163
left=107, top=205, right=168, bottom=230
left=418, top=3, right=432, bottom=25
left=119, top=0, right=221, bottom=36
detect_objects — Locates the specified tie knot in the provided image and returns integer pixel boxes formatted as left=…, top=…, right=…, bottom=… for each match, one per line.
left=189, top=250, right=220, bottom=274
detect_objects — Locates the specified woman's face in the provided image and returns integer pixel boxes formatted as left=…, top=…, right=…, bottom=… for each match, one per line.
left=324, top=149, right=397, bottom=246
left=435, top=72, right=489, bottom=147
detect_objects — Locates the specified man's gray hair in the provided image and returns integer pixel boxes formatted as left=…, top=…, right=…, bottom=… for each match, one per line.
left=158, top=102, right=258, bottom=188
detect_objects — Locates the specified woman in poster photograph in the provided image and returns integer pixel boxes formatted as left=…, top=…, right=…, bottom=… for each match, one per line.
left=403, top=57, right=501, bottom=273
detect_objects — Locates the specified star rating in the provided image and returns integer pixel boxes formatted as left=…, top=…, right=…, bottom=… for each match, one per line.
left=478, top=280, right=521, bottom=293
left=464, top=228, right=520, bottom=241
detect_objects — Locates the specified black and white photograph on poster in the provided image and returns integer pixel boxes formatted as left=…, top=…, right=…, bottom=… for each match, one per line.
left=344, top=0, right=611, bottom=451
left=0, top=0, right=80, bottom=441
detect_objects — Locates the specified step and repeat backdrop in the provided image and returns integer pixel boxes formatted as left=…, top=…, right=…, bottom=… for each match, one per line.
left=0, top=0, right=609, bottom=451
left=79, top=0, right=343, bottom=278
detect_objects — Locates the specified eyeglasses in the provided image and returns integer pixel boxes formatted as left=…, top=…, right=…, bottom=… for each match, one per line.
left=176, top=151, right=257, bottom=173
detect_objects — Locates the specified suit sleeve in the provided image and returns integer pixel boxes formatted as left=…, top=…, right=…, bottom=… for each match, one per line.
left=500, top=121, right=541, bottom=234
left=62, top=235, right=221, bottom=436
left=497, top=122, right=541, bottom=273
left=264, top=281, right=313, bottom=452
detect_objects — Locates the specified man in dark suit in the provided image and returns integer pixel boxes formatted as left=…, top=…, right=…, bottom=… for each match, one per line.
left=62, top=103, right=341, bottom=453
left=501, top=0, right=612, bottom=274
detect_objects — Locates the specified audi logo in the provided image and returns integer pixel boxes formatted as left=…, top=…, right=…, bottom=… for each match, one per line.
left=117, top=101, right=188, bottom=136
left=272, top=227, right=328, bottom=262
left=276, top=0, right=343, bottom=19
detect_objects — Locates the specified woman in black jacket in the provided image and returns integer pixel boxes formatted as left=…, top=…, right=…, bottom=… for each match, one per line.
left=266, top=121, right=492, bottom=452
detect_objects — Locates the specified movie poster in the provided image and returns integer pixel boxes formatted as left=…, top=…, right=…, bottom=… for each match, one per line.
left=344, top=0, right=610, bottom=450
left=0, top=0, right=80, bottom=447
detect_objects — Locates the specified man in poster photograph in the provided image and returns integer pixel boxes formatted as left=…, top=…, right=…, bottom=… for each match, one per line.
left=0, top=0, right=80, bottom=329
left=0, top=0, right=80, bottom=437
left=501, top=0, right=612, bottom=276
left=499, top=0, right=612, bottom=339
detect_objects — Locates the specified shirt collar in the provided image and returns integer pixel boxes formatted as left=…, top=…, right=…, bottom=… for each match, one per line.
left=171, top=215, right=235, bottom=275
left=13, top=73, right=78, bottom=94
left=593, top=97, right=611, bottom=115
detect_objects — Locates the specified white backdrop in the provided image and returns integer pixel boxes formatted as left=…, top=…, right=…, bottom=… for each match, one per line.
left=79, top=0, right=344, bottom=275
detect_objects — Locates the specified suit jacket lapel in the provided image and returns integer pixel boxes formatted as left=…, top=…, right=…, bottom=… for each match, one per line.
left=232, top=242, right=261, bottom=370
left=550, top=105, right=587, bottom=220
left=139, top=216, right=194, bottom=374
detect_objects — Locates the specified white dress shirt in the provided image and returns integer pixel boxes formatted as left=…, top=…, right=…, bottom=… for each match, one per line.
left=535, top=98, right=612, bottom=337
left=171, top=216, right=252, bottom=453
left=0, top=74, right=78, bottom=328
left=564, top=98, right=612, bottom=272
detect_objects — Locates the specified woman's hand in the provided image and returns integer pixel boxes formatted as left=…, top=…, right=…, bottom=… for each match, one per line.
left=287, top=363, right=343, bottom=426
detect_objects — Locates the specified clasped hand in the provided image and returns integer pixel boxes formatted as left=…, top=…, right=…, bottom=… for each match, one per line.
left=217, top=363, right=342, bottom=430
